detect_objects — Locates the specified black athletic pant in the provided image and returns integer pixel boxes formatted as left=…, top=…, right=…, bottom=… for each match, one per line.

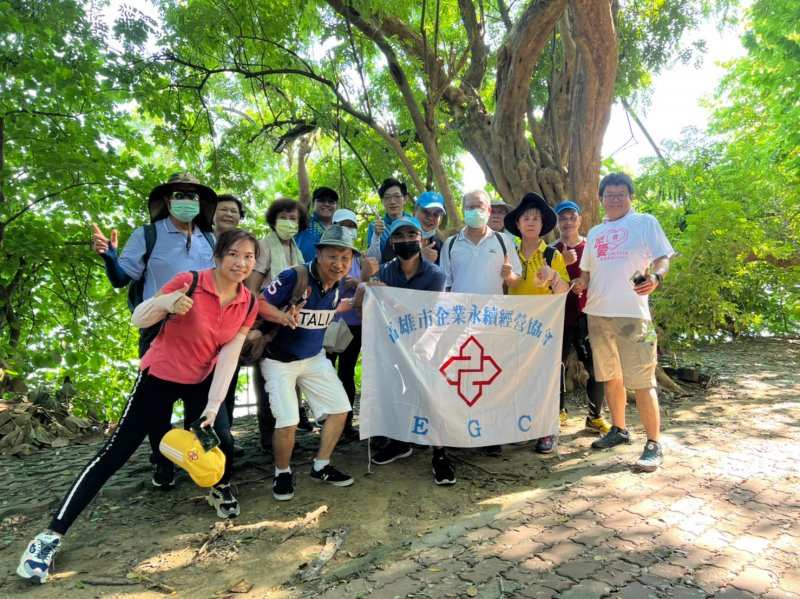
left=327, top=324, right=362, bottom=431
left=49, top=369, right=234, bottom=536
left=561, top=314, right=605, bottom=418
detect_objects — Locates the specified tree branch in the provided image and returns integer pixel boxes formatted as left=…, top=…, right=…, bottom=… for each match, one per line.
left=744, top=251, right=800, bottom=268
left=1, top=181, right=99, bottom=228
left=621, top=97, right=668, bottom=167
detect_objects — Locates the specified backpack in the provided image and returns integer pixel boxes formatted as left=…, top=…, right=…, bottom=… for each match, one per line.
left=127, top=222, right=216, bottom=311
left=448, top=231, right=512, bottom=293
left=447, top=230, right=509, bottom=262
left=238, top=265, right=310, bottom=366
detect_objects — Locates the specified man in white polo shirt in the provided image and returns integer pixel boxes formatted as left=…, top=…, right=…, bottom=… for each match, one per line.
left=439, top=189, right=522, bottom=456
left=439, top=189, right=522, bottom=295
left=574, top=172, right=675, bottom=472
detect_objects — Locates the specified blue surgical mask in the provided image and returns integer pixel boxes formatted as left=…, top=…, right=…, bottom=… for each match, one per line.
left=464, top=208, right=489, bottom=229
left=169, top=199, right=200, bottom=223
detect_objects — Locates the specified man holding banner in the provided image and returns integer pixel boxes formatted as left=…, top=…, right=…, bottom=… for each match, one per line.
left=360, top=191, right=566, bottom=463
left=355, top=216, right=455, bottom=485
left=438, top=189, right=523, bottom=456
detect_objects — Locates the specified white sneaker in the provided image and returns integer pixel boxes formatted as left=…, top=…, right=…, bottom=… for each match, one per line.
left=17, top=531, right=61, bottom=583
left=208, top=484, right=240, bottom=518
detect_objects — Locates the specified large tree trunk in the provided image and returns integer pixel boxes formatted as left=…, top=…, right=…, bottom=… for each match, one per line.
left=565, top=0, right=618, bottom=228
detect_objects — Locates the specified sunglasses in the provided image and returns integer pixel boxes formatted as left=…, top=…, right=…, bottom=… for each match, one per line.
left=171, top=191, right=199, bottom=201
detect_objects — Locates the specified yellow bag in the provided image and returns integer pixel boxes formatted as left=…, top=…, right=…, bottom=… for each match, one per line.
left=159, top=428, right=225, bottom=488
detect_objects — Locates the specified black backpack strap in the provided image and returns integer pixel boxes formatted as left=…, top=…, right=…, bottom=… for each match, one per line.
left=127, top=223, right=158, bottom=311
left=141, top=223, right=157, bottom=269
left=447, top=235, right=457, bottom=263
left=186, top=270, right=199, bottom=297
left=493, top=232, right=508, bottom=257
left=543, top=245, right=555, bottom=267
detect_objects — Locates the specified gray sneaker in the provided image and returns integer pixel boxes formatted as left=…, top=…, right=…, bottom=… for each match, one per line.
left=634, top=441, right=663, bottom=472
left=590, top=426, right=631, bottom=450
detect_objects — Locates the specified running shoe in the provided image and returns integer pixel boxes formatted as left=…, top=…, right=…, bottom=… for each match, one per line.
left=432, top=454, right=456, bottom=486
left=371, top=440, right=413, bottom=465
left=309, top=464, right=354, bottom=487
left=17, top=531, right=61, bottom=583
left=273, top=471, right=295, bottom=501
left=151, top=462, right=175, bottom=489
left=585, top=416, right=612, bottom=434
left=535, top=436, right=555, bottom=454
left=208, top=484, right=240, bottom=518
left=634, top=440, right=663, bottom=472
left=590, top=426, right=631, bottom=450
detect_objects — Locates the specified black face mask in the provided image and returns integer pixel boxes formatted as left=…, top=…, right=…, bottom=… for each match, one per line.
left=393, top=240, right=421, bottom=259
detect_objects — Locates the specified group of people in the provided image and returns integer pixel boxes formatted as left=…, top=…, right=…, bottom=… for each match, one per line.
left=17, top=171, right=674, bottom=584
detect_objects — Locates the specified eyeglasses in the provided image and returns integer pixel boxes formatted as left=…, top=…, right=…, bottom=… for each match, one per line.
left=382, top=193, right=405, bottom=201
left=419, top=208, right=443, bottom=218
left=602, top=193, right=629, bottom=201
left=171, top=191, right=199, bottom=201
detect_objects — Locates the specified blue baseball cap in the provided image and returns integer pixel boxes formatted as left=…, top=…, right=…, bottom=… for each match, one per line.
left=387, top=216, right=422, bottom=237
left=554, top=200, right=581, bottom=214
left=415, top=191, right=446, bottom=214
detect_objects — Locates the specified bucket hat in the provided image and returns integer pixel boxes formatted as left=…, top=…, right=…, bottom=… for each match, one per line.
left=148, top=172, right=217, bottom=231
left=504, top=192, right=557, bottom=238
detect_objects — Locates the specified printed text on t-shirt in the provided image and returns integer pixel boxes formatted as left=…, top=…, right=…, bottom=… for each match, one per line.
left=594, top=228, right=629, bottom=261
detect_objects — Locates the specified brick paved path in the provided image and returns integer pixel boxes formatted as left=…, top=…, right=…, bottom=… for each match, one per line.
left=307, top=339, right=800, bottom=599
left=1, top=339, right=798, bottom=598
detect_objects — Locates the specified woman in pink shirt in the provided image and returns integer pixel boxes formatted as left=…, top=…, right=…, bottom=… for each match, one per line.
left=18, top=229, right=259, bottom=584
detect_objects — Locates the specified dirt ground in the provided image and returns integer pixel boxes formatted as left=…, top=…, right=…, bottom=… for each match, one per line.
left=0, top=337, right=798, bottom=598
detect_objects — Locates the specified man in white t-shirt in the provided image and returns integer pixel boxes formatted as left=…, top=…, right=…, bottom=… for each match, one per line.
left=574, top=173, right=675, bottom=472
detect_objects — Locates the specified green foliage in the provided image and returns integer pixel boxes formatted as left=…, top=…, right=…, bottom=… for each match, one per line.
left=636, top=0, right=800, bottom=344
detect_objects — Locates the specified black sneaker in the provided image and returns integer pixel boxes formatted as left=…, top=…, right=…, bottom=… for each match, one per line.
left=208, top=484, right=240, bottom=518
left=634, top=440, right=663, bottom=472
left=151, top=462, right=175, bottom=489
left=309, top=464, right=354, bottom=487
left=432, top=454, right=456, bottom=486
left=371, top=440, right=413, bottom=465
left=591, top=426, right=631, bottom=450
left=480, top=445, right=503, bottom=457
left=273, top=471, right=294, bottom=501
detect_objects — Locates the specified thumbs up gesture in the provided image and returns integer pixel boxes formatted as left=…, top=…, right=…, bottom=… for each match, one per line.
left=91, top=223, right=118, bottom=256
left=562, top=246, right=578, bottom=266
left=373, top=217, right=385, bottom=237
left=421, top=238, right=438, bottom=263
left=169, top=282, right=194, bottom=315
left=536, top=265, right=554, bottom=287
left=500, top=254, right=514, bottom=283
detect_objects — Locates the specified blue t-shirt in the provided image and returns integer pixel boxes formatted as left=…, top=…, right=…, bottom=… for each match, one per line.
left=378, top=257, right=446, bottom=292
left=262, top=262, right=341, bottom=361
left=294, top=214, right=327, bottom=263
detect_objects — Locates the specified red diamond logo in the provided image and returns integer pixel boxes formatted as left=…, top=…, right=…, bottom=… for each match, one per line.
left=439, top=335, right=502, bottom=407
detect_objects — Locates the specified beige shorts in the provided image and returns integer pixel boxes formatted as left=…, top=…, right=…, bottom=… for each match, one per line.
left=587, top=315, right=658, bottom=390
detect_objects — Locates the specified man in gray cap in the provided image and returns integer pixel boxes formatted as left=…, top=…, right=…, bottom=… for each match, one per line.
left=258, top=225, right=358, bottom=501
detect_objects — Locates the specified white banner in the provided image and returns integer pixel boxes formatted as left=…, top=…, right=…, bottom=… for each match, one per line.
left=361, top=287, right=566, bottom=447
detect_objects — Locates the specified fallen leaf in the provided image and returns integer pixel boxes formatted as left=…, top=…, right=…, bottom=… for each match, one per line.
left=466, top=585, right=478, bottom=597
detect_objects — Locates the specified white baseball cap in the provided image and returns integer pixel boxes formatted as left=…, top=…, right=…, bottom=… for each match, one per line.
left=332, top=208, right=358, bottom=225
